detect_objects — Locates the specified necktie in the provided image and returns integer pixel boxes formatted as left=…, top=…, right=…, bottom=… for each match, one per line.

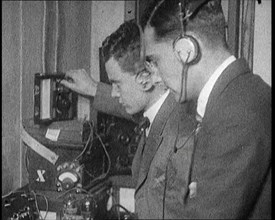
left=131, top=117, right=150, bottom=184
left=134, top=117, right=150, bottom=155
left=134, top=116, right=150, bottom=136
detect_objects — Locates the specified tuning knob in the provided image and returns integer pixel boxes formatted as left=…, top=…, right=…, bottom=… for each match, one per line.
left=118, top=155, right=130, bottom=167
left=118, top=133, right=130, bottom=145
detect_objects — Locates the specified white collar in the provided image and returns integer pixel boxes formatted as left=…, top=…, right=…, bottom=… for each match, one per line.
left=144, top=89, right=170, bottom=135
left=197, top=55, right=236, bottom=118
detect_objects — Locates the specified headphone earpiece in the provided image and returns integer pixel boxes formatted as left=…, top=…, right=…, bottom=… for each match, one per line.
left=173, top=34, right=200, bottom=64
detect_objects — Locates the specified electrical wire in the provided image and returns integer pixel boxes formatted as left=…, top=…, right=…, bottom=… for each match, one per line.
left=178, top=51, right=191, bottom=103
left=110, top=204, right=133, bottom=220
left=73, top=195, right=97, bottom=205
left=85, top=131, right=112, bottom=185
left=73, top=120, right=94, bottom=161
left=25, top=146, right=30, bottom=175
left=30, top=190, right=49, bottom=220
left=76, top=126, right=112, bottom=189
left=56, top=186, right=86, bottom=200
left=56, top=119, right=111, bottom=199
left=2, top=191, right=14, bottom=199
left=1, top=190, right=28, bottom=199
left=162, top=122, right=197, bottom=219
left=56, top=185, right=98, bottom=200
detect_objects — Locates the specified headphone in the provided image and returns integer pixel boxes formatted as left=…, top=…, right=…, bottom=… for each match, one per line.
left=173, top=0, right=209, bottom=65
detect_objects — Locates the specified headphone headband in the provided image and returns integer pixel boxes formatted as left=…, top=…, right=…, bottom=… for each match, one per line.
left=180, top=0, right=210, bottom=19
left=174, top=0, right=210, bottom=64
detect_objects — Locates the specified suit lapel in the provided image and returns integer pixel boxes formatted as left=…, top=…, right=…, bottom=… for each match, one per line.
left=135, top=93, right=178, bottom=193
left=204, top=58, right=250, bottom=122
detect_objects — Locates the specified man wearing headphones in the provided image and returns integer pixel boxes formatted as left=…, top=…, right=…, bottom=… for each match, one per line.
left=62, top=19, right=197, bottom=219
left=142, top=0, right=271, bottom=219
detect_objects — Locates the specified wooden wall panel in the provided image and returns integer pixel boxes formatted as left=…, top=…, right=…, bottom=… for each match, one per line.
left=44, top=1, right=59, bottom=73
left=2, top=1, right=23, bottom=194
left=21, top=1, right=45, bottom=122
left=21, top=1, right=45, bottom=186
left=57, top=1, right=92, bottom=72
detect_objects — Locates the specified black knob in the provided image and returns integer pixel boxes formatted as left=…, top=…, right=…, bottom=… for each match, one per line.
left=119, top=155, right=130, bottom=167
left=118, top=134, right=130, bottom=145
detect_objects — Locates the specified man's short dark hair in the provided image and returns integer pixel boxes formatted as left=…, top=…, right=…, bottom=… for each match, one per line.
left=145, top=0, right=228, bottom=50
left=102, top=19, right=141, bottom=74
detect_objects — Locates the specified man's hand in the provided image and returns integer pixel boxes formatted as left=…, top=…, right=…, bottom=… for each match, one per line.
left=60, top=69, right=98, bottom=97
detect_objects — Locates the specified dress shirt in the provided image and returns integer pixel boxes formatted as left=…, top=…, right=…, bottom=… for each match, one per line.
left=144, top=89, right=170, bottom=136
left=197, top=55, right=236, bottom=118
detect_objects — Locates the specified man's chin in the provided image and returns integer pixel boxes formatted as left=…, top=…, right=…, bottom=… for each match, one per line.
left=125, top=107, right=135, bottom=115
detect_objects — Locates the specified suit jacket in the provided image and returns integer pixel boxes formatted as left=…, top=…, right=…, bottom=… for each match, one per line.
left=93, top=84, right=197, bottom=219
left=132, top=92, right=197, bottom=219
left=184, top=58, right=271, bottom=219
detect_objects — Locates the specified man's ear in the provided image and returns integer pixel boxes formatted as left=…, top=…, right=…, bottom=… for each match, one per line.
left=146, top=61, right=163, bottom=85
left=135, top=71, right=154, bottom=91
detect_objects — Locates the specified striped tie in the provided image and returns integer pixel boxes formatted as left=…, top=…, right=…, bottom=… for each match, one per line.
left=134, top=117, right=150, bottom=155
left=131, top=117, right=150, bottom=184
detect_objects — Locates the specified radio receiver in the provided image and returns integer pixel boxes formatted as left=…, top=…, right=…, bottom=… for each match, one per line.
left=33, top=73, right=77, bottom=125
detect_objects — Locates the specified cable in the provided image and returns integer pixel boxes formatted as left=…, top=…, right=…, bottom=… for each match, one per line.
left=2, top=190, right=29, bottom=198
left=2, top=191, right=14, bottom=199
left=174, top=127, right=197, bottom=152
left=84, top=131, right=111, bottom=186
left=56, top=185, right=96, bottom=200
left=73, top=120, right=94, bottom=161
left=162, top=121, right=197, bottom=219
left=25, top=146, right=30, bottom=175
left=87, top=135, right=100, bottom=155
left=56, top=186, right=84, bottom=200
left=110, top=204, right=133, bottom=220
left=39, top=193, right=49, bottom=220
left=73, top=195, right=97, bottom=205
left=30, top=190, right=49, bottom=220
left=82, top=127, right=112, bottom=187
left=178, top=51, right=191, bottom=103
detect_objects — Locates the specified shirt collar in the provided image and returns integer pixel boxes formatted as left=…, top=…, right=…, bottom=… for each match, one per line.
left=144, top=89, right=170, bottom=135
left=197, top=55, right=236, bottom=118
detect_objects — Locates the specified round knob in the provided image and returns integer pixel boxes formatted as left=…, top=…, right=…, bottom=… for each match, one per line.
left=57, top=165, right=62, bottom=171
left=119, top=134, right=130, bottom=144
left=119, top=155, right=130, bottom=167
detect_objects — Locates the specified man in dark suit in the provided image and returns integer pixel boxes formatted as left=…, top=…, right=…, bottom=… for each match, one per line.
left=61, top=20, right=197, bottom=219
left=142, top=0, right=271, bottom=219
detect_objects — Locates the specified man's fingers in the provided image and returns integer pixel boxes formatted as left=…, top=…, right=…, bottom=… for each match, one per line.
left=60, top=80, right=74, bottom=89
left=65, top=69, right=80, bottom=77
left=65, top=69, right=87, bottom=80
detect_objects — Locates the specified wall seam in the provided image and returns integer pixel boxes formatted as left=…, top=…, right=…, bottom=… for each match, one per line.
left=42, top=1, right=46, bottom=73
left=19, top=0, right=23, bottom=187
left=55, top=1, right=59, bottom=72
